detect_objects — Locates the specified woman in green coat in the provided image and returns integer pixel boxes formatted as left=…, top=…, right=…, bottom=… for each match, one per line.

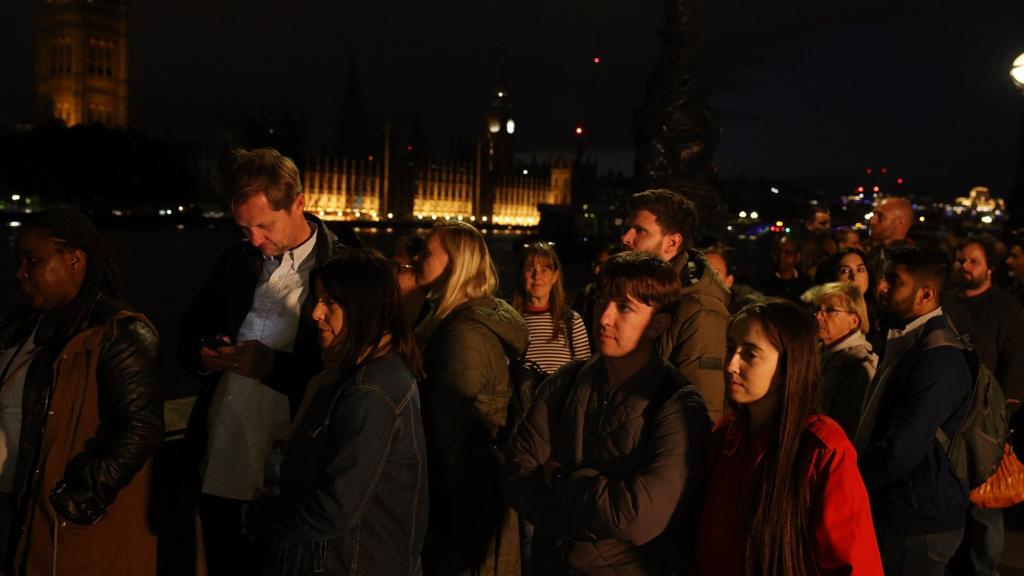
left=415, top=221, right=528, bottom=576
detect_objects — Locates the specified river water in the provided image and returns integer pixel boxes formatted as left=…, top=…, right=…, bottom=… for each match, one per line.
left=0, top=221, right=597, bottom=400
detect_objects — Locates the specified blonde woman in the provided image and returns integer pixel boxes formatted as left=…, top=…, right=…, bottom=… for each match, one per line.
left=415, top=221, right=528, bottom=576
left=802, top=282, right=877, bottom=438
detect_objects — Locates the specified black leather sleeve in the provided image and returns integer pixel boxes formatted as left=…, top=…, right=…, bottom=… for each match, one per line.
left=50, top=317, right=165, bottom=525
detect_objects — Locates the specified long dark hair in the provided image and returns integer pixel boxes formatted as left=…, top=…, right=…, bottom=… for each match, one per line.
left=729, top=299, right=821, bottom=576
left=312, top=248, right=422, bottom=379
left=20, top=208, right=124, bottom=345
left=512, top=242, right=569, bottom=339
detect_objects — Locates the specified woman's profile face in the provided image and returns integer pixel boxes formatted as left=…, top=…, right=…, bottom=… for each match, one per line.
left=726, top=316, right=780, bottom=405
left=312, top=279, right=345, bottom=349
left=836, top=253, right=870, bottom=296
left=814, top=297, right=860, bottom=346
left=523, top=255, right=558, bottom=304
left=415, top=233, right=450, bottom=290
left=14, top=228, right=82, bottom=312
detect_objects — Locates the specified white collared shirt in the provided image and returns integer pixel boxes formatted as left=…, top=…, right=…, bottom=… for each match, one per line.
left=886, top=306, right=944, bottom=341
left=201, top=225, right=317, bottom=500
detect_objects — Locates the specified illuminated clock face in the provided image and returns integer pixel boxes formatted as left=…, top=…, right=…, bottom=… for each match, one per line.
left=1013, top=53, right=1024, bottom=88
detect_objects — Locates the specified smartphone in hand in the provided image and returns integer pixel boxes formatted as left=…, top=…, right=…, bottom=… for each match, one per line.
left=199, top=335, right=231, bottom=349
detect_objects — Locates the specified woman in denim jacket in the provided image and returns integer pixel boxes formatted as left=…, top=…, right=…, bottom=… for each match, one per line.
left=244, top=248, right=427, bottom=575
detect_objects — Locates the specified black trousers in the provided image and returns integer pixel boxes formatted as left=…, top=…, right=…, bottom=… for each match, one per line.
left=198, top=492, right=265, bottom=576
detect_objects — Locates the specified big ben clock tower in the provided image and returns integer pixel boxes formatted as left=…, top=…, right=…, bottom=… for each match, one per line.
left=36, top=0, right=128, bottom=128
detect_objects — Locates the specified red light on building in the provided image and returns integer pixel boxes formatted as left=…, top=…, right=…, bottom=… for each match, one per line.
left=872, top=186, right=880, bottom=193
left=866, top=168, right=872, bottom=175
left=881, top=167, right=888, bottom=174
left=897, top=178, right=904, bottom=184
left=856, top=186, right=865, bottom=193
left=593, top=57, right=601, bottom=64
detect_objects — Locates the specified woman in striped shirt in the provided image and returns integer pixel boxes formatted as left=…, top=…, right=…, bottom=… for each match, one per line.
left=512, top=242, right=591, bottom=374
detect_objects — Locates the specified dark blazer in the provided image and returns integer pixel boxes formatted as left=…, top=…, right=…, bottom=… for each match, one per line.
left=857, top=314, right=972, bottom=537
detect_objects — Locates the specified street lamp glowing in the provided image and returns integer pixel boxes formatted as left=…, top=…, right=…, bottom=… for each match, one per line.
left=1012, top=53, right=1024, bottom=89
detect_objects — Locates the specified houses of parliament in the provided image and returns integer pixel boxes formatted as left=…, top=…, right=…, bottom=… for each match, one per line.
left=33, top=0, right=575, bottom=225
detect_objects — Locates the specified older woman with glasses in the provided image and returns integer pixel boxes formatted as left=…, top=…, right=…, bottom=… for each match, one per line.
left=802, top=282, right=878, bottom=438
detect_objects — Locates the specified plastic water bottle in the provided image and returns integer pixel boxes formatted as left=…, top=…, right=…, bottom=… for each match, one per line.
left=263, top=439, right=285, bottom=497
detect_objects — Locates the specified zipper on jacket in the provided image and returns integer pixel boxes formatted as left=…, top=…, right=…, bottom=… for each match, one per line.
left=312, top=539, right=327, bottom=573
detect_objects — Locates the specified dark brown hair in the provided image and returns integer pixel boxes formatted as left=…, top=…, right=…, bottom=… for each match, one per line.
left=596, top=251, right=682, bottom=314
left=729, top=298, right=821, bottom=576
left=512, top=242, right=569, bottom=339
left=312, top=248, right=422, bottom=379
left=229, top=147, right=303, bottom=211
left=626, top=189, right=698, bottom=249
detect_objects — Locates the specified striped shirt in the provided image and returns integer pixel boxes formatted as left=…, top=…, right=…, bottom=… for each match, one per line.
left=523, top=308, right=591, bottom=374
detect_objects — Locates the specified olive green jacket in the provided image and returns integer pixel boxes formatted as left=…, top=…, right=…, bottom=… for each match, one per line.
left=659, top=250, right=731, bottom=422
left=419, top=297, right=529, bottom=576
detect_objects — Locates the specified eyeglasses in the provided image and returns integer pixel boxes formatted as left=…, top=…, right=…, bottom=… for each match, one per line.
left=392, top=262, right=416, bottom=274
left=816, top=307, right=853, bottom=316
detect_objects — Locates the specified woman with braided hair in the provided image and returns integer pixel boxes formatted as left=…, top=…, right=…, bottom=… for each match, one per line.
left=0, top=208, right=163, bottom=575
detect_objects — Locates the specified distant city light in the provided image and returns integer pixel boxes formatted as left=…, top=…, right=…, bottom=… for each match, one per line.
left=865, top=212, right=874, bottom=220
left=387, top=212, right=394, bottom=219
left=872, top=186, right=880, bottom=192
left=897, top=178, right=904, bottom=184
left=775, top=221, right=784, bottom=227
left=482, top=216, right=488, bottom=222
left=8, top=221, right=21, bottom=228
left=497, top=91, right=504, bottom=98
left=522, top=169, right=529, bottom=175
left=982, top=215, right=994, bottom=224
left=575, top=126, right=584, bottom=135
left=178, top=205, right=184, bottom=212
left=881, top=167, right=888, bottom=174
left=739, top=211, right=747, bottom=218
left=919, top=216, right=925, bottom=222
left=770, top=187, right=779, bottom=194
left=727, top=225, right=733, bottom=231
left=506, top=119, right=516, bottom=134
left=750, top=211, right=759, bottom=219
left=866, top=168, right=872, bottom=175
left=856, top=186, right=865, bottom=193
left=593, top=57, right=601, bottom=64
left=11, top=194, right=20, bottom=201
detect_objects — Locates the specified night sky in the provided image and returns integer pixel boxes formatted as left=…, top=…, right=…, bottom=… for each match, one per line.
left=1, top=0, right=1022, bottom=198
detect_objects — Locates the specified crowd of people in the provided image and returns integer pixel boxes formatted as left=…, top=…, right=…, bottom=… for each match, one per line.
left=1, top=146, right=1023, bottom=575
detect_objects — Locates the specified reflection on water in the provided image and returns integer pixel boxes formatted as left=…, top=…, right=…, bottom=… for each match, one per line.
left=0, top=222, right=597, bottom=399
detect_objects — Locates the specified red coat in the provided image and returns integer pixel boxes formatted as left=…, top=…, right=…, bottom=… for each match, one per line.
left=696, top=414, right=882, bottom=576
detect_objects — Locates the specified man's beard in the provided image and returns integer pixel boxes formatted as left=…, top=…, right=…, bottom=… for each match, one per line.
left=956, top=271, right=986, bottom=292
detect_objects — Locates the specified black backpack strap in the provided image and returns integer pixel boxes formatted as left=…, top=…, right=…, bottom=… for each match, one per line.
left=564, top=308, right=576, bottom=361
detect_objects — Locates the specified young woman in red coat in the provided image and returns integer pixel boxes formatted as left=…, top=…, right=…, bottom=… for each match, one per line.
left=696, top=298, right=882, bottom=576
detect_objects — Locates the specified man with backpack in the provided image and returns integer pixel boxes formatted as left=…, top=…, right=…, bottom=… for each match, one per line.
left=855, top=246, right=973, bottom=576
left=503, top=252, right=711, bottom=575
left=951, top=233, right=1024, bottom=575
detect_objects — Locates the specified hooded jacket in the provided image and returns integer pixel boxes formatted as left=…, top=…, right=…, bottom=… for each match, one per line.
left=661, top=250, right=730, bottom=422
left=505, top=354, right=711, bottom=575
left=418, top=296, right=528, bottom=576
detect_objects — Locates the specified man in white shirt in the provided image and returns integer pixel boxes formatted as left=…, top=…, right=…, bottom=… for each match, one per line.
left=179, top=148, right=349, bottom=575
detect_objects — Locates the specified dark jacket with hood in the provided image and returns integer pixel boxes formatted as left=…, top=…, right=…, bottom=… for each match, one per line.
left=505, top=354, right=711, bottom=575
left=178, top=213, right=348, bottom=471
left=660, top=249, right=730, bottom=422
left=418, top=296, right=529, bottom=576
